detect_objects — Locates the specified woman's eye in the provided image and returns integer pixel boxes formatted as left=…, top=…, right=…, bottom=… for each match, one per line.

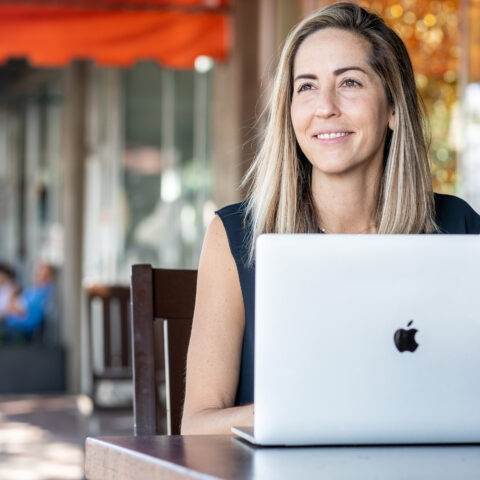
left=343, top=78, right=361, bottom=88
left=297, top=83, right=314, bottom=93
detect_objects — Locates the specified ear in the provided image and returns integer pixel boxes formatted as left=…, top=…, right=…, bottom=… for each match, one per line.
left=388, top=106, right=395, bottom=130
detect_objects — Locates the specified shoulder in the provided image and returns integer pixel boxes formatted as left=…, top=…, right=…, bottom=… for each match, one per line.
left=201, top=202, right=246, bottom=260
left=434, top=193, right=480, bottom=233
left=215, top=201, right=248, bottom=225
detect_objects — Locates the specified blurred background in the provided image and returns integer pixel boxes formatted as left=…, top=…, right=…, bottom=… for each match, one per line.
left=0, top=0, right=479, bottom=478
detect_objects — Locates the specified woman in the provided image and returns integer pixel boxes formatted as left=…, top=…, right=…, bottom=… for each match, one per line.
left=181, top=2, right=480, bottom=434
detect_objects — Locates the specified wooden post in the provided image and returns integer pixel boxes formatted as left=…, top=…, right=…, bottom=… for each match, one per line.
left=212, top=0, right=260, bottom=206
left=212, top=0, right=303, bottom=207
left=61, top=60, right=87, bottom=392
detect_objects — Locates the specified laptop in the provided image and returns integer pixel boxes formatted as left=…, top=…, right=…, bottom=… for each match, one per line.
left=232, top=234, right=480, bottom=446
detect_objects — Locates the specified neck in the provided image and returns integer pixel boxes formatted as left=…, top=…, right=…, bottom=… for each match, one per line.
left=312, top=168, right=381, bottom=234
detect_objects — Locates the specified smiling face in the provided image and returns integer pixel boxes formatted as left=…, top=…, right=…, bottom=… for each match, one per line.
left=290, top=28, right=394, bottom=181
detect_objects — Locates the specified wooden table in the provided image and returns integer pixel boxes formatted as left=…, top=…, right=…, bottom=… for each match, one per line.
left=85, top=435, right=480, bottom=479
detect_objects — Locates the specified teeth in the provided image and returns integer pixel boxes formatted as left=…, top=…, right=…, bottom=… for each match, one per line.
left=316, top=132, right=349, bottom=139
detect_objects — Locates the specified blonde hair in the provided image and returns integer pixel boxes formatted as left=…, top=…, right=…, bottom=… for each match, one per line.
left=243, top=1, right=436, bottom=262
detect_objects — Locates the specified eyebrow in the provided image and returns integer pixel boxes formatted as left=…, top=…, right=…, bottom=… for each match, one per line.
left=294, top=66, right=367, bottom=82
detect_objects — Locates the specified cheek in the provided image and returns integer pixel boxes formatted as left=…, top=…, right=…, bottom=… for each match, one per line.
left=368, top=94, right=391, bottom=132
left=372, top=107, right=391, bottom=136
left=357, top=102, right=389, bottom=137
left=290, top=101, right=308, bottom=134
left=290, top=102, right=298, bottom=128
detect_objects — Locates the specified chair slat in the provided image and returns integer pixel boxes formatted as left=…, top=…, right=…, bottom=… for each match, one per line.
left=102, top=298, right=111, bottom=368
left=120, top=298, right=129, bottom=367
left=164, top=317, right=194, bottom=435
left=131, top=265, right=157, bottom=435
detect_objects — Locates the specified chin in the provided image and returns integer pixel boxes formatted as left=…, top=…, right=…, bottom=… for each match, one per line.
left=310, top=154, right=379, bottom=178
left=311, top=161, right=357, bottom=177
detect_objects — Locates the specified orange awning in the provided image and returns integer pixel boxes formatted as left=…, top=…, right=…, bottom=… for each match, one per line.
left=0, top=0, right=231, bottom=68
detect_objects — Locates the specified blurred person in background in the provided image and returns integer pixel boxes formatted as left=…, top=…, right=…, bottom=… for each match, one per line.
left=0, top=263, right=18, bottom=319
left=0, top=262, right=57, bottom=344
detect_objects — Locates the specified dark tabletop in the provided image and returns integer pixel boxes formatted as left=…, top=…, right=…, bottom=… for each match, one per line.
left=85, top=434, right=480, bottom=480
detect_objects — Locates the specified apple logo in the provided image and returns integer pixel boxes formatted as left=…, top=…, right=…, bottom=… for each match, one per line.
left=394, top=320, right=419, bottom=353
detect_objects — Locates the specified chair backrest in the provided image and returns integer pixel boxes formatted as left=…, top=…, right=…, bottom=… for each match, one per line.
left=130, top=264, right=197, bottom=435
left=85, top=284, right=131, bottom=382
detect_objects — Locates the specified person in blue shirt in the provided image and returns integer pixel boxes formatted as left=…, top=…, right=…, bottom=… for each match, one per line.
left=1, top=262, right=56, bottom=343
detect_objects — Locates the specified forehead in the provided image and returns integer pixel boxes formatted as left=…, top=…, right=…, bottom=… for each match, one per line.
left=293, top=27, right=372, bottom=73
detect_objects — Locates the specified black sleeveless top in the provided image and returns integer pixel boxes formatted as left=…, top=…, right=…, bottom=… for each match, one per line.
left=216, top=193, right=480, bottom=406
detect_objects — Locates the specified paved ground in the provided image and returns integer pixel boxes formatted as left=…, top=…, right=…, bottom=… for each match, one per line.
left=0, top=394, right=133, bottom=480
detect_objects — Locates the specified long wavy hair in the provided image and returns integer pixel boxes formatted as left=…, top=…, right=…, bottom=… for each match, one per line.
left=243, top=1, right=436, bottom=262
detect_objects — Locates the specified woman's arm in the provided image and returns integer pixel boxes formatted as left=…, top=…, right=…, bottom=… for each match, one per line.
left=181, top=215, right=253, bottom=434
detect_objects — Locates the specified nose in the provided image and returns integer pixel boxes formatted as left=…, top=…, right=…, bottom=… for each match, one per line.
left=314, top=87, right=339, bottom=118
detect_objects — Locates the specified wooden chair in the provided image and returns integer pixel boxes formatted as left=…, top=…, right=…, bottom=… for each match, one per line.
left=130, top=264, right=197, bottom=435
left=85, top=284, right=132, bottom=406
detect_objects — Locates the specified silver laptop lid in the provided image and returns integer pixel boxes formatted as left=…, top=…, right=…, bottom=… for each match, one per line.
left=254, top=234, right=480, bottom=445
